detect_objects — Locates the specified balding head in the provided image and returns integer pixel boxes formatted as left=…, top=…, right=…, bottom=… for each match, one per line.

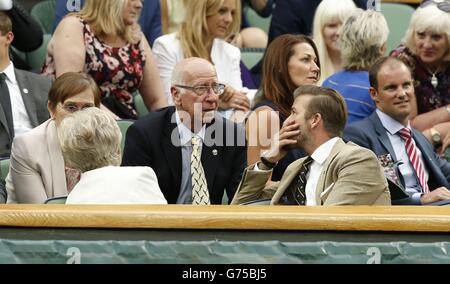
left=171, top=57, right=217, bottom=87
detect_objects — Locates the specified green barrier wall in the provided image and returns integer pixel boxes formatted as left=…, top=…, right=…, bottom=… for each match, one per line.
left=1, top=240, right=450, bottom=264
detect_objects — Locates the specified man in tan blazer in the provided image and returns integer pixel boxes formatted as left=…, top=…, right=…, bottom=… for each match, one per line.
left=232, top=85, right=391, bottom=206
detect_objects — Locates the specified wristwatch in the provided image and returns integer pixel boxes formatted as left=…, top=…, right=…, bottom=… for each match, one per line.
left=260, top=156, right=277, bottom=169
left=430, top=128, right=442, bottom=148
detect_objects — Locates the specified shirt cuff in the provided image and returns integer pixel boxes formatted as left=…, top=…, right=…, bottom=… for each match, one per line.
left=411, top=192, right=423, bottom=205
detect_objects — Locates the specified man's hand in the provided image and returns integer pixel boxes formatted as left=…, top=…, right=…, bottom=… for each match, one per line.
left=219, top=85, right=250, bottom=111
left=420, top=187, right=450, bottom=204
left=262, top=118, right=300, bottom=164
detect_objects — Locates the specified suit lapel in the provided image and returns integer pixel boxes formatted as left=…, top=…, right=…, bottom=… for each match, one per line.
left=315, top=139, right=346, bottom=203
left=202, top=120, right=219, bottom=192
left=272, top=158, right=305, bottom=203
left=46, top=120, right=67, bottom=197
left=370, top=113, right=398, bottom=161
left=162, top=109, right=182, bottom=195
left=15, top=70, right=39, bottom=127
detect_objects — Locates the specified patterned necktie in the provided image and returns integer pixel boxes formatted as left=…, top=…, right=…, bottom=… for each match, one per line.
left=191, top=136, right=210, bottom=205
left=281, top=156, right=314, bottom=205
left=0, top=73, right=14, bottom=137
left=398, top=128, right=430, bottom=194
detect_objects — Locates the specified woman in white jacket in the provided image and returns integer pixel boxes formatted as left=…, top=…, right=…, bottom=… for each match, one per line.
left=153, top=0, right=250, bottom=119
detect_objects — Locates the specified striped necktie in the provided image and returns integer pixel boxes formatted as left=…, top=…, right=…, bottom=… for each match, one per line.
left=281, top=156, right=314, bottom=205
left=191, top=136, right=210, bottom=205
left=0, top=73, right=14, bottom=137
left=398, top=128, right=430, bottom=194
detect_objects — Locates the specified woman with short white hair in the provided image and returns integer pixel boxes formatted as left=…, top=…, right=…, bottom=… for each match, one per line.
left=60, top=108, right=167, bottom=204
left=312, top=0, right=357, bottom=85
left=391, top=4, right=450, bottom=153
left=322, top=9, right=389, bottom=124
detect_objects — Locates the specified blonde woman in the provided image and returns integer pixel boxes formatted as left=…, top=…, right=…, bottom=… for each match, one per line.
left=153, top=0, right=250, bottom=117
left=312, top=0, right=357, bottom=85
left=42, top=0, right=167, bottom=120
left=60, top=108, right=167, bottom=205
left=322, top=10, right=389, bottom=124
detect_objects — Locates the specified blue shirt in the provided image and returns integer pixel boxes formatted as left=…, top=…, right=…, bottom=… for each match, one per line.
left=322, top=70, right=376, bottom=124
left=53, top=0, right=162, bottom=46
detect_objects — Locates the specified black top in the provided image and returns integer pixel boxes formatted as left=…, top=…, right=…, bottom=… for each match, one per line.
left=252, top=99, right=305, bottom=181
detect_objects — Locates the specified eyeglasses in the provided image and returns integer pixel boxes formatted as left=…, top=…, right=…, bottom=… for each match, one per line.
left=420, top=0, right=450, bottom=12
left=175, top=83, right=226, bottom=96
left=60, top=102, right=94, bottom=113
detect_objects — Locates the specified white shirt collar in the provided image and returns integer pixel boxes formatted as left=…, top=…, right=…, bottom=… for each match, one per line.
left=376, top=109, right=411, bottom=135
left=2, top=62, right=17, bottom=85
left=311, top=137, right=340, bottom=165
left=175, top=109, right=206, bottom=146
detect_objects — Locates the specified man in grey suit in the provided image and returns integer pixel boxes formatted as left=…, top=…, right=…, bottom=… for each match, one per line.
left=0, top=12, right=51, bottom=158
left=344, top=57, right=450, bottom=205
left=231, top=85, right=390, bottom=206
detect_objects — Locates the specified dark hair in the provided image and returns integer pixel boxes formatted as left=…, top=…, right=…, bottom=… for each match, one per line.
left=48, top=72, right=101, bottom=111
left=0, top=12, right=12, bottom=35
left=369, top=56, right=411, bottom=90
left=258, top=34, right=321, bottom=120
left=293, top=85, right=347, bottom=137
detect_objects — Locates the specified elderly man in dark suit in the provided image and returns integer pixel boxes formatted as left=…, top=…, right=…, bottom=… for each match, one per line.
left=122, top=57, right=247, bottom=204
left=0, top=12, right=51, bottom=158
left=344, top=57, right=450, bottom=205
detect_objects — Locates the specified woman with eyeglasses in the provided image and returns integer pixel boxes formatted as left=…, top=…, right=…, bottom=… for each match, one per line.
left=152, top=0, right=250, bottom=122
left=391, top=3, right=450, bottom=155
left=5, top=72, right=101, bottom=204
left=246, top=34, right=320, bottom=181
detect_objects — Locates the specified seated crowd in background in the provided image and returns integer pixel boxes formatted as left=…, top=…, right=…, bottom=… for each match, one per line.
left=0, top=0, right=450, bottom=206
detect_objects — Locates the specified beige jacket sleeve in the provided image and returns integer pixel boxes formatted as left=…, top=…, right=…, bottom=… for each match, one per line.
left=230, top=163, right=279, bottom=205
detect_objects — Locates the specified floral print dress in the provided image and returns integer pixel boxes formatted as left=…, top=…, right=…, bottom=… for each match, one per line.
left=42, top=17, right=146, bottom=119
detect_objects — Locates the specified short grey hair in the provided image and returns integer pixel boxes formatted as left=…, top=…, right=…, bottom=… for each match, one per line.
left=58, top=107, right=122, bottom=173
left=404, top=5, right=450, bottom=61
left=340, top=9, right=389, bottom=70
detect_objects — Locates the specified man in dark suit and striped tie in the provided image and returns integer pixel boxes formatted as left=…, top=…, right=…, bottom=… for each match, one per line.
left=344, top=56, right=450, bottom=205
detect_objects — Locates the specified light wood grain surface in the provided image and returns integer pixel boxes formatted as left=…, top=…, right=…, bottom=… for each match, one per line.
left=1, top=205, right=450, bottom=232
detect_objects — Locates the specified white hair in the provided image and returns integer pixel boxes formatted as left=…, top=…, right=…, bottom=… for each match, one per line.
left=58, top=107, right=122, bottom=173
left=340, top=9, right=389, bottom=70
left=312, top=0, right=357, bottom=83
left=404, top=4, right=450, bottom=61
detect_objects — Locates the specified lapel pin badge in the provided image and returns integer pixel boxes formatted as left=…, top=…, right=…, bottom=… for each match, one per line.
left=23, top=88, right=29, bottom=94
left=212, top=149, right=218, bottom=156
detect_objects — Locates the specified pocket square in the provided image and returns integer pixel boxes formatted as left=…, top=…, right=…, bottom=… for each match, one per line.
left=320, top=182, right=335, bottom=199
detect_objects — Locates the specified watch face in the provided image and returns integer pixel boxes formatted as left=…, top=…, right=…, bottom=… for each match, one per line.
left=432, top=133, right=441, bottom=144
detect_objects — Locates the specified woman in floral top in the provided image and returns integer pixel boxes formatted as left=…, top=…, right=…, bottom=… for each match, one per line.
left=42, top=0, right=167, bottom=119
left=391, top=4, right=450, bottom=154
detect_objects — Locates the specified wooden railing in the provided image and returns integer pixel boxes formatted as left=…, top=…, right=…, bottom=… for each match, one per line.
left=1, top=205, right=450, bottom=232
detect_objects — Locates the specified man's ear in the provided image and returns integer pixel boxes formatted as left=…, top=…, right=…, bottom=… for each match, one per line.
left=171, top=86, right=181, bottom=105
left=310, top=113, right=322, bottom=129
left=5, top=31, right=14, bottom=45
left=369, top=87, right=378, bottom=103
